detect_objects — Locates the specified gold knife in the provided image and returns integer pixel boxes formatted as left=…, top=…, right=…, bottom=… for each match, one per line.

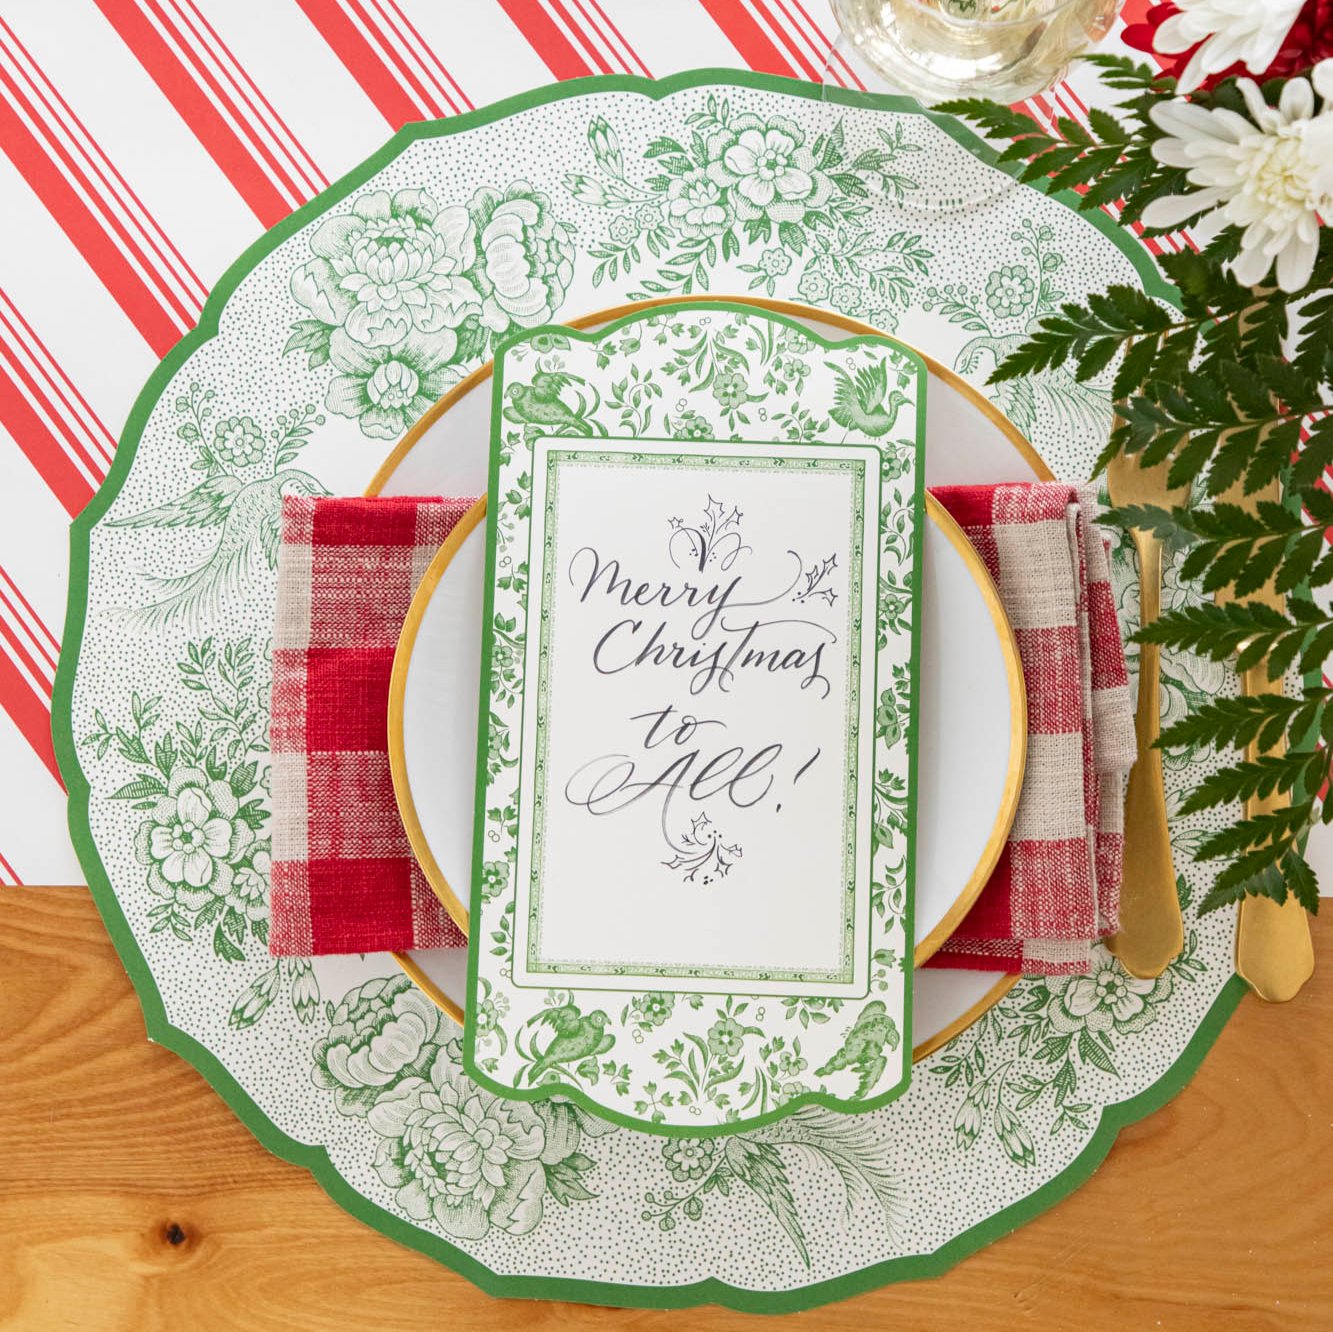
left=1104, top=449, right=1188, bottom=978
left=1215, top=479, right=1314, bottom=1003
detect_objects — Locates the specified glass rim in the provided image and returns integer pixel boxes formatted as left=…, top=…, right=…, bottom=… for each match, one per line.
left=839, top=0, right=1092, bottom=31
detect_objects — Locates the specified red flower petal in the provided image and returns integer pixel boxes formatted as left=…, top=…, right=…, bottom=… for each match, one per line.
left=1121, top=0, right=1331, bottom=92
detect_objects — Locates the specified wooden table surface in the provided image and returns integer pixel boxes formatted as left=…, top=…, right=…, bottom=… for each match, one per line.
left=3, top=886, right=1331, bottom=1331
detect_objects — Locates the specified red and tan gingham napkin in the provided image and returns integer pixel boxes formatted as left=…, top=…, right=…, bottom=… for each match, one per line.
left=926, top=483, right=1136, bottom=975
left=268, top=495, right=469, bottom=957
left=268, top=485, right=1133, bottom=974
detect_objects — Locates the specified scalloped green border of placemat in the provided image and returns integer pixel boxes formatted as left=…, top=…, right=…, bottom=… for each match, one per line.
left=52, top=68, right=1236, bottom=1313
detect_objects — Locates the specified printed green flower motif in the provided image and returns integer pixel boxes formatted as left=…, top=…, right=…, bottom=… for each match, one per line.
left=879, top=447, right=911, bottom=482
left=1045, top=963, right=1172, bottom=1036
left=830, top=281, right=862, bottom=315
left=609, top=214, right=639, bottom=244
left=291, top=189, right=480, bottom=347
left=133, top=766, right=251, bottom=910
left=228, top=848, right=270, bottom=922
left=953, top=1090, right=984, bottom=1148
left=291, top=959, right=320, bottom=1025
left=874, top=689, right=902, bottom=745
left=993, top=1102, right=1036, bottom=1166
left=765, top=352, right=809, bottom=393
left=707, top=1014, right=745, bottom=1059
left=635, top=203, right=663, bottom=229
left=759, top=246, right=792, bottom=276
left=212, top=415, right=265, bottom=467
left=369, top=1058, right=547, bottom=1238
left=480, top=859, right=510, bottom=901
left=324, top=327, right=460, bottom=440
left=636, top=992, right=674, bottom=1028
left=984, top=264, right=1035, bottom=319
left=528, top=332, right=571, bottom=354
left=797, top=268, right=830, bottom=303
left=473, top=989, right=509, bottom=1046
left=662, top=1137, right=716, bottom=1183
left=711, top=371, right=748, bottom=411
left=707, top=114, right=832, bottom=225
left=468, top=182, right=574, bottom=335
left=312, top=974, right=440, bottom=1116
left=665, top=167, right=733, bottom=239
left=774, top=1048, right=807, bottom=1078
left=669, top=408, right=713, bottom=441
left=489, top=636, right=519, bottom=693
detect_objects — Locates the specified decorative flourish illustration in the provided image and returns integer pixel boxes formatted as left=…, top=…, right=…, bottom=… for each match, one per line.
left=106, top=386, right=327, bottom=626
left=667, top=494, right=750, bottom=572
left=663, top=812, right=743, bottom=885
left=646, top=997, right=768, bottom=1120
left=794, top=552, right=839, bottom=606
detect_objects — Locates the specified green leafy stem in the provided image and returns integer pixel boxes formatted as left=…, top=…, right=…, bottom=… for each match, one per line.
left=941, top=55, right=1333, bottom=913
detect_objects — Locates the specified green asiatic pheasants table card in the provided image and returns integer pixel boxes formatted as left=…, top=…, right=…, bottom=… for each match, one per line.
left=464, top=302, right=925, bottom=1134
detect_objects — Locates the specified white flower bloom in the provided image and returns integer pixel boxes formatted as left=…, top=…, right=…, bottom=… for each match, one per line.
left=1141, top=63, right=1333, bottom=293
left=1155, top=0, right=1304, bottom=94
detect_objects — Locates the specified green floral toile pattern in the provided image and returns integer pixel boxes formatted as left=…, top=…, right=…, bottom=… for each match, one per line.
left=920, top=217, right=1112, bottom=445
left=62, top=75, right=1243, bottom=1305
left=285, top=184, right=575, bottom=440
left=567, top=99, right=931, bottom=323
left=311, top=976, right=608, bottom=1240
left=80, top=635, right=320, bottom=1027
left=936, top=927, right=1205, bottom=1165
left=469, top=305, right=923, bottom=1131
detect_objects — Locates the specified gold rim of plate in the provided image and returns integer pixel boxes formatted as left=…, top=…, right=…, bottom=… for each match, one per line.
left=373, top=296, right=1045, bottom=1055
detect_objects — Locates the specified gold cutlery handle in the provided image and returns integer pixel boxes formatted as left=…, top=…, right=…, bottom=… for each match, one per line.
left=1237, top=893, right=1315, bottom=1002
left=1233, top=667, right=1315, bottom=1002
left=1107, top=529, right=1183, bottom=978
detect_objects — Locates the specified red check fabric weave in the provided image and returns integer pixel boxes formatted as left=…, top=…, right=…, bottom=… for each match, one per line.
left=267, top=486, right=1133, bottom=974
left=268, top=495, right=470, bottom=957
left=926, top=483, right=1135, bottom=975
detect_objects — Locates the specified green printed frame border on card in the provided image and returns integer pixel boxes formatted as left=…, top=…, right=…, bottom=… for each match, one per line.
left=525, top=445, right=874, bottom=986
left=462, top=300, right=928, bottom=1135
left=50, top=68, right=1242, bottom=1313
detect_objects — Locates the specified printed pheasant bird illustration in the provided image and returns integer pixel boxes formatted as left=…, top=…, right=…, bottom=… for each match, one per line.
left=955, top=332, right=1111, bottom=442
left=503, top=369, right=607, bottom=436
left=526, top=1003, right=615, bottom=1083
left=826, top=360, right=910, bottom=437
left=815, top=1000, right=901, bottom=1098
left=108, top=469, right=327, bottom=626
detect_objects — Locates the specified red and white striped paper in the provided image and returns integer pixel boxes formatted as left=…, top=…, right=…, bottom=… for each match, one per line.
left=8, top=0, right=1309, bottom=892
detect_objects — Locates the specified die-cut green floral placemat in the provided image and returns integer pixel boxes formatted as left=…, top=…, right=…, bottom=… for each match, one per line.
left=53, top=70, right=1242, bottom=1312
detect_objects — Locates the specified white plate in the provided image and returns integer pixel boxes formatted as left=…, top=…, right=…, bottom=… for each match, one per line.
left=380, top=300, right=1042, bottom=1052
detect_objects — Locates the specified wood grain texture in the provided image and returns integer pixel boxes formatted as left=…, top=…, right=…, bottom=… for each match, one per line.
left=3, top=887, right=1332, bottom=1331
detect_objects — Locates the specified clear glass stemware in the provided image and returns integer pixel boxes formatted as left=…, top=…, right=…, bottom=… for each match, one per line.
left=831, top=0, right=1123, bottom=105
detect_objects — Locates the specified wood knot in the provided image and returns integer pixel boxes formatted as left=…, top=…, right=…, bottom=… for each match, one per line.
left=162, top=1222, right=188, bottom=1247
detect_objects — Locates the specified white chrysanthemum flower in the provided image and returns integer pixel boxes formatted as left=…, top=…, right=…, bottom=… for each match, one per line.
left=1141, top=62, right=1333, bottom=293
left=1155, top=0, right=1305, bottom=93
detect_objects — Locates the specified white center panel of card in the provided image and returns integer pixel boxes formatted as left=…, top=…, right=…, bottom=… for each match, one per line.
left=512, top=435, right=880, bottom=995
